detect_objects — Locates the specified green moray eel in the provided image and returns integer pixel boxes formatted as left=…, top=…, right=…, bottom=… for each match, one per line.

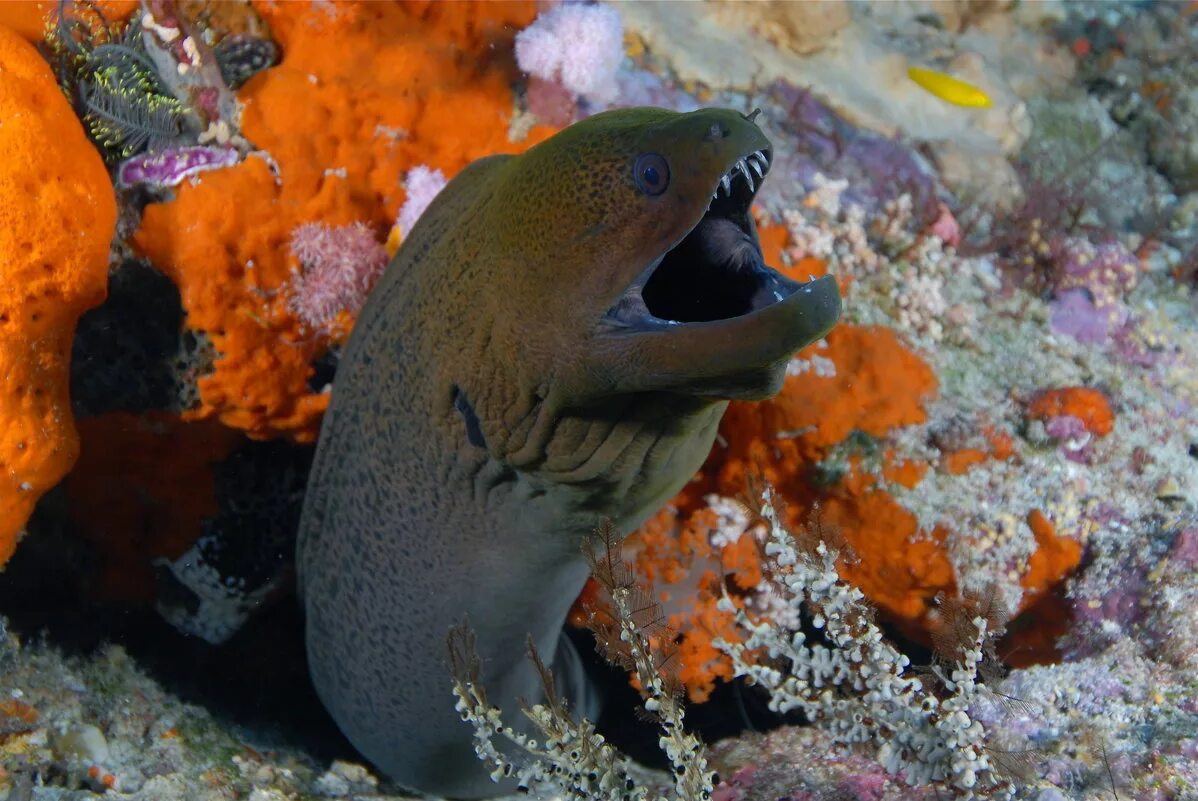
left=297, top=107, right=841, bottom=797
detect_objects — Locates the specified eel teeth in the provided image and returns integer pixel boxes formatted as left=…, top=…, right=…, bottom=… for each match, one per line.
left=737, top=158, right=754, bottom=192
left=711, top=150, right=771, bottom=202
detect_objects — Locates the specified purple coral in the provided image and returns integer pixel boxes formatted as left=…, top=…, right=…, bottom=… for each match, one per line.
left=1046, top=238, right=1140, bottom=346
left=515, top=2, right=624, bottom=104
left=117, top=145, right=240, bottom=188
left=287, top=222, right=388, bottom=331
left=1050, top=237, right=1140, bottom=309
left=1049, top=288, right=1121, bottom=345
left=1043, top=413, right=1095, bottom=462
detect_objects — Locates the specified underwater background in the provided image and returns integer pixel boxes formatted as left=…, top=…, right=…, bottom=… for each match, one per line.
left=0, top=0, right=1197, bottom=799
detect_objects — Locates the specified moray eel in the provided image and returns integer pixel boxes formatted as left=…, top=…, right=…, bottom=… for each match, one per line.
left=297, top=107, right=841, bottom=797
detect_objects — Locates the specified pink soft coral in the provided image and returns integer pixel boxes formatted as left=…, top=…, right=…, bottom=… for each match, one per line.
left=287, top=222, right=388, bottom=331
left=397, top=165, right=448, bottom=237
left=515, top=2, right=623, bottom=104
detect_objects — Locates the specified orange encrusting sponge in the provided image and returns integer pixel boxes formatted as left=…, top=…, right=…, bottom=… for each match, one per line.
left=0, top=1, right=136, bottom=43
left=1026, top=386, right=1115, bottom=437
left=0, top=25, right=116, bottom=568
left=613, top=323, right=947, bottom=701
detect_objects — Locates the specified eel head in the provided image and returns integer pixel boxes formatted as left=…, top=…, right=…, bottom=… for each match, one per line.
left=598, top=109, right=839, bottom=399
left=492, top=107, right=841, bottom=404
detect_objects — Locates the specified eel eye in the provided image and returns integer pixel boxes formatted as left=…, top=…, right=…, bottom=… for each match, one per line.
left=633, top=153, right=669, bottom=196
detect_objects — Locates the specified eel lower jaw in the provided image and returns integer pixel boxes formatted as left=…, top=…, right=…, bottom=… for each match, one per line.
left=596, top=271, right=841, bottom=400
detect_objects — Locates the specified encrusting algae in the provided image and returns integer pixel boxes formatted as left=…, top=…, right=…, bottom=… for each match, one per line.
left=63, top=413, right=242, bottom=601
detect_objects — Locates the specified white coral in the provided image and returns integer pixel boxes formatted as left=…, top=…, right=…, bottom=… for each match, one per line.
left=714, top=488, right=1014, bottom=800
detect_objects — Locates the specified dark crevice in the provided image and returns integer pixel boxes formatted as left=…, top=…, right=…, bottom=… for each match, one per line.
left=642, top=211, right=766, bottom=324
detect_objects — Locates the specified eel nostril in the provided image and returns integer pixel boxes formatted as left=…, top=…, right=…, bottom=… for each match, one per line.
left=703, top=122, right=730, bottom=142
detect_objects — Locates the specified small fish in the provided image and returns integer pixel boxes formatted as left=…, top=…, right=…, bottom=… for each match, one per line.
left=907, top=65, right=993, bottom=108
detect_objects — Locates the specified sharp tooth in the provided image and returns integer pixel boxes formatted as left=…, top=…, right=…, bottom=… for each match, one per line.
left=755, top=149, right=770, bottom=167
left=720, top=173, right=732, bottom=195
left=749, top=157, right=764, bottom=178
left=738, top=159, right=754, bottom=192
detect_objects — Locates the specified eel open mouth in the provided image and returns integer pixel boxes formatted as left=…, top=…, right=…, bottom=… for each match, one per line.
left=605, top=146, right=812, bottom=329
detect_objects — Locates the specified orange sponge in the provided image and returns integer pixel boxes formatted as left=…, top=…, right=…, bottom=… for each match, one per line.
left=0, top=25, right=116, bottom=567
left=0, top=1, right=136, bottom=43
left=1027, top=386, right=1115, bottom=437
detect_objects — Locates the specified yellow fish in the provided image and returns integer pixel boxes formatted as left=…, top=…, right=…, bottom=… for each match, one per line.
left=908, top=65, right=993, bottom=108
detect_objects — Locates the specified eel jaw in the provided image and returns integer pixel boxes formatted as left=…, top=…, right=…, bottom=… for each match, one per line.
left=597, top=143, right=842, bottom=400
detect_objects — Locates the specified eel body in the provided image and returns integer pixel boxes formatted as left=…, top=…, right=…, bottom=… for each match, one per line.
left=297, top=107, right=841, bottom=797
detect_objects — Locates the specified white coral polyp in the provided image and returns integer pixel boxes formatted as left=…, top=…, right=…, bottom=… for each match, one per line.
left=515, top=3, right=624, bottom=104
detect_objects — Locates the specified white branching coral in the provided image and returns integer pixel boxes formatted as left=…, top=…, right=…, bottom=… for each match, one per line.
left=448, top=626, right=650, bottom=797
left=450, top=492, right=1019, bottom=800
left=893, top=261, right=949, bottom=341
left=447, top=521, right=715, bottom=801
left=784, top=196, right=877, bottom=274
left=782, top=173, right=983, bottom=344
left=713, top=488, right=1016, bottom=800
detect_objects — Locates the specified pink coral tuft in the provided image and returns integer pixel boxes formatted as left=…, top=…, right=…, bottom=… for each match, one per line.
left=515, top=2, right=623, bottom=104
left=397, top=166, right=448, bottom=238
left=929, top=202, right=961, bottom=247
left=287, top=222, right=388, bottom=331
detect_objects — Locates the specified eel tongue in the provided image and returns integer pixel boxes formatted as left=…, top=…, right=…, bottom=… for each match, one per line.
left=599, top=273, right=841, bottom=400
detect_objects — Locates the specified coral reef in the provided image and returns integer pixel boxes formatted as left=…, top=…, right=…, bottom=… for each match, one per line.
left=1, top=1, right=1197, bottom=800
left=617, top=1, right=1038, bottom=175
left=0, top=620, right=379, bottom=800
